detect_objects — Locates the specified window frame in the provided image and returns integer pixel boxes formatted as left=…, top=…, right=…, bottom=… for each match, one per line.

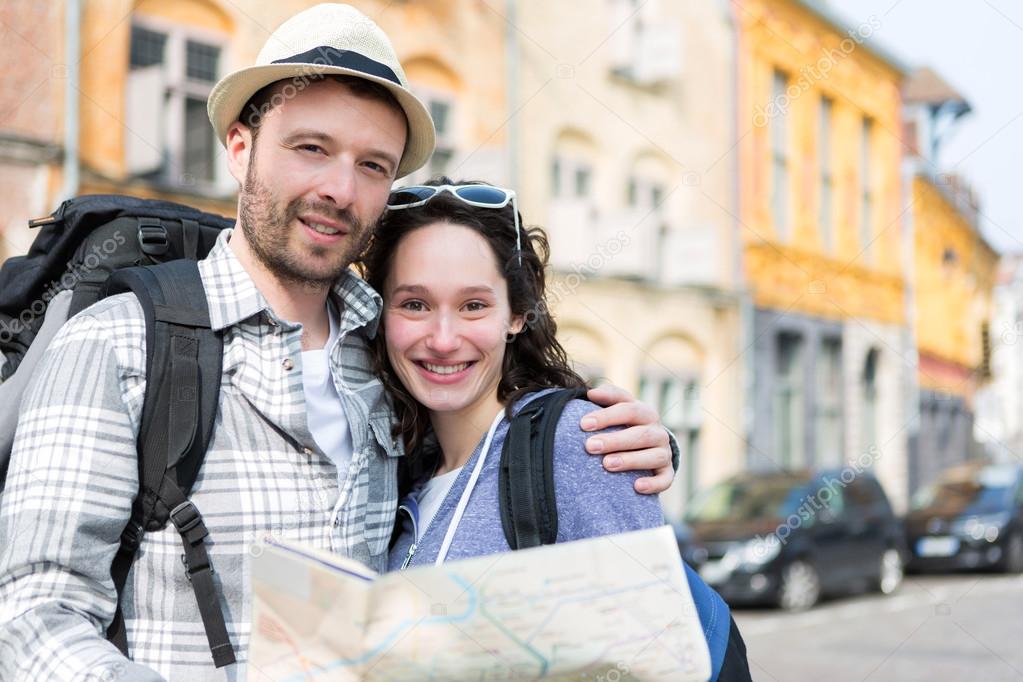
left=127, top=15, right=228, bottom=193
left=860, top=117, right=874, bottom=260
left=770, top=69, right=790, bottom=241
left=819, top=96, right=834, bottom=253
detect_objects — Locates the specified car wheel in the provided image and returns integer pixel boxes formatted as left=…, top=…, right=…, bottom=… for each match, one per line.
left=1002, top=532, right=1023, bottom=573
left=877, top=548, right=904, bottom=594
left=778, top=559, right=821, bottom=611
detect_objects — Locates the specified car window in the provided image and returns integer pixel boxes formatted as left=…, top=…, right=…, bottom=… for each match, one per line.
left=844, top=478, right=873, bottom=509
left=805, top=478, right=845, bottom=522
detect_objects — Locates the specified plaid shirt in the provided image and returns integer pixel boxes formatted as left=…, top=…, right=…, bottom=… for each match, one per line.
left=0, top=230, right=402, bottom=681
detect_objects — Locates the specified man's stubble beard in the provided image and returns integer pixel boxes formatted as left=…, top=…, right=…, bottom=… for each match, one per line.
left=238, top=154, right=375, bottom=291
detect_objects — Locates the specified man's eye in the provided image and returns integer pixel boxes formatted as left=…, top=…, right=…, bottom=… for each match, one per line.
left=298, top=144, right=324, bottom=154
left=363, top=160, right=389, bottom=175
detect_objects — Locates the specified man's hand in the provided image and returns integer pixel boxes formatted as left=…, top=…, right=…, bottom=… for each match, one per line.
left=581, top=384, right=677, bottom=495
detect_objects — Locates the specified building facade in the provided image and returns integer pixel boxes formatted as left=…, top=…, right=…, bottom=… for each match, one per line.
left=976, top=254, right=1023, bottom=461
left=0, top=1, right=65, bottom=264
left=903, top=67, right=998, bottom=496
left=0, top=0, right=747, bottom=522
left=512, top=0, right=745, bottom=521
left=736, top=0, right=912, bottom=509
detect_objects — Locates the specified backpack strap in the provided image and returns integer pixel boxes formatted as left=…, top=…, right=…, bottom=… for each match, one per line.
left=101, top=260, right=234, bottom=668
left=498, top=387, right=587, bottom=550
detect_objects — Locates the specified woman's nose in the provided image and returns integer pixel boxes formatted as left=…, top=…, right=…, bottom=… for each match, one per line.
left=425, top=313, right=461, bottom=354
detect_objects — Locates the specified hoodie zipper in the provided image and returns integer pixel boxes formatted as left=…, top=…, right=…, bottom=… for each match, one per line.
left=398, top=500, right=420, bottom=570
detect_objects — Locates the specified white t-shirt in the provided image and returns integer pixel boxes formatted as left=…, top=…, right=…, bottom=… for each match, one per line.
left=416, top=467, right=463, bottom=536
left=302, top=303, right=354, bottom=484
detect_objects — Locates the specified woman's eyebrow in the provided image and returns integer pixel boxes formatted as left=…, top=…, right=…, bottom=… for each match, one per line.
left=390, top=284, right=496, bottom=296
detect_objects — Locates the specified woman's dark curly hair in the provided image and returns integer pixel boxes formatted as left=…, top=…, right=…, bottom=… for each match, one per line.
left=361, top=177, right=586, bottom=485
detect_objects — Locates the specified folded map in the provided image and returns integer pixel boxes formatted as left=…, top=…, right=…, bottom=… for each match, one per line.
left=248, top=524, right=711, bottom=681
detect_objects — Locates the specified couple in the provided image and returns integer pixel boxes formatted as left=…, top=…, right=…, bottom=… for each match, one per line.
left=0, top=3, right=747, bottom=681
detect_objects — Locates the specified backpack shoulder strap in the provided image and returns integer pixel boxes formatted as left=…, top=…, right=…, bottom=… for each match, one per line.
left=102, top=260, right=234, bottom=668
left=498, top=387, right=588, bottom=550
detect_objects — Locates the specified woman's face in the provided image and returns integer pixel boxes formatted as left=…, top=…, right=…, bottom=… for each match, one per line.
left=383, top=221, right=523, bottom=419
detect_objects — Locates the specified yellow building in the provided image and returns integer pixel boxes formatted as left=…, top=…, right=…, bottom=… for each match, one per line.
left=736, top=0, right=912, bottom=508
left=903, top=67, right=998, bottom=492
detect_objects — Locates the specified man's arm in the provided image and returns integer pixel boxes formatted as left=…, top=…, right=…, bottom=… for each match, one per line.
left=0, top=305, right=164, bottom=681
left=580, top=384, right=679, bottom=494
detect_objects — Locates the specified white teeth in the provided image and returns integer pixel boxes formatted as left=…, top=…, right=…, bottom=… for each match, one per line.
left=423, top=362, right=469, bottom=375
left=305, top=220, right=339, bottom=235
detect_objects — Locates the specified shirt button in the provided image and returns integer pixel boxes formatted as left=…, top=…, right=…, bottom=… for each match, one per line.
left=282, top=358, right=294, bottom=371
left=266, top=315, right=278, bottom=327
left=302, top=447, right=314, bottom=456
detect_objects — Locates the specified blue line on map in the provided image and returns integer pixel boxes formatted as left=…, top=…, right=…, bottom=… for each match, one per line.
left=283, top=574, right=480, bottom=681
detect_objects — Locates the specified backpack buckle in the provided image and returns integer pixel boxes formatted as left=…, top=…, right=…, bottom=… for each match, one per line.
left=119, top=522, right=144, bottom=552
left=169, top=500, right=207, bottom=540
left=138, top=220, right=169, bottom=256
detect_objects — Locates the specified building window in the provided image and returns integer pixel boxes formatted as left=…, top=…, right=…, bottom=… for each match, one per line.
left=774, top=332, right=805, bottom=468
left=626, top=175, right=665, bottom=213
left=819, top=96, right=834, bottom=252
left=771, top=70, right=789, bottom=240
left=816, top=337, right=843, bottom=465
left=640, top=374, right=702, bottom=502
left=552, top=155, right=594, bottom=201
left=606, top=0, right=680, bottom=86
left=862, top=348, right=879, bottom=452
left=860, top=117, right=874, bottom=259
left=126, top=20, right=222, bottom=189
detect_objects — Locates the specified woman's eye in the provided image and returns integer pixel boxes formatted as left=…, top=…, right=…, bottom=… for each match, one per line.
left=400, top=300, right=426, bottom=312
left=464, top=301, right=487, bottom=312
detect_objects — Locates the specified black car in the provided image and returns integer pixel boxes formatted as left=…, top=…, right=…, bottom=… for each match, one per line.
left=905, top=462, right=1023, bottom=573
left=681, top=469, right=906, bottom=611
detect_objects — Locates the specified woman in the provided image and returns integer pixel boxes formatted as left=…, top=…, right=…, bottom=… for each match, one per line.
left=363, top=178, right=749, bottom=680
left=364, top=179, right=661, bottom=567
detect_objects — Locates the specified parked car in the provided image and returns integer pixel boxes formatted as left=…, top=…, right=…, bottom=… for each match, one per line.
left=681, top=469, right=906, bottom=611
left=905, top=462, right=1023, bottom=573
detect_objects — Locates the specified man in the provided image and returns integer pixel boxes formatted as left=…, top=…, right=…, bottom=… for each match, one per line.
left=0, top=5, right=678, bottom=680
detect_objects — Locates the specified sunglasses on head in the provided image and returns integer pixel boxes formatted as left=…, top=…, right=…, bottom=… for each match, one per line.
left=386, top=184, right=521, bottom=262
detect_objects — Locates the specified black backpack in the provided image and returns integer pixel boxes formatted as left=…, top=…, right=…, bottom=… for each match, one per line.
left=500, top=388, right=752, bottom=682
left=498, top=387, right=588, bottom=548
left=0, top=195, right=236, bottom=667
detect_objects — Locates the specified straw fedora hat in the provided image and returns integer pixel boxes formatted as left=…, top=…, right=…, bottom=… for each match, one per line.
left=207, top=3, right=435, bottom=178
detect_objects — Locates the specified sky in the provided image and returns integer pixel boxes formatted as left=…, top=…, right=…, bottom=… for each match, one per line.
left=828, top=0, right=1023, bottom=254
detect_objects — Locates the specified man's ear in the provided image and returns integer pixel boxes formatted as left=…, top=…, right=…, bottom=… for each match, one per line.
left=225, top=121, right=253, bottom=187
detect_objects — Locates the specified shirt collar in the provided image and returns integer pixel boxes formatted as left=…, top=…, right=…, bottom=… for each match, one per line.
left=197, top=228, right=382, bottom=335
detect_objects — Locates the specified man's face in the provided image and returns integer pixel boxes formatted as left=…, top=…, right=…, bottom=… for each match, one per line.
left=234, top=79, right=407, bottom=289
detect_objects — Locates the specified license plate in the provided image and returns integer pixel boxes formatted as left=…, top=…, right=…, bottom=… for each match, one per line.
left=699, top=560, right=730, bottom=585
left=916, top=536, right=959, bottom=557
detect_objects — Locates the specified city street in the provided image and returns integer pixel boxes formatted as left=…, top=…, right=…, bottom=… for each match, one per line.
left=734, top=572, right=1023, bottom=681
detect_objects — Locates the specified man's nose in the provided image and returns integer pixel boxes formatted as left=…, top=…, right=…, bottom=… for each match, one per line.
left=425, top=313, right=461, bottom=354
left=318, top=160, right=358, bottom=208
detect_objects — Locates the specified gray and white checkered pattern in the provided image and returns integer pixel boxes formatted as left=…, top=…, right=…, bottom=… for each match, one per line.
left=0, top=230, right=401, bottom=680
